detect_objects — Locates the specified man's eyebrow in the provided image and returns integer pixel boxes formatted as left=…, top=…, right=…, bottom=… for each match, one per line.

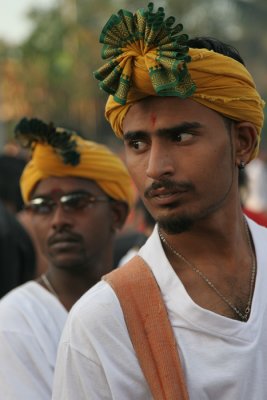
left=32, top=189, right=90, bottom=199
left=123, top=130, right=149, bottom=141
left=31, top=194, right=50, bottom=199
left=157, top=122, right=203, bottom=137
left=123, top=122, right=203, bottom=141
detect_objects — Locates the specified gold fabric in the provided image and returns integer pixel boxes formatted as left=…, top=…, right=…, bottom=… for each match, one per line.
left=21, top=135, right=134, bottom=207
left=105, top=48, right=265, bottom=160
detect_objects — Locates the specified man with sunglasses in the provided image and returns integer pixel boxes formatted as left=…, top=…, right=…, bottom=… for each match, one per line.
left=0, top=118, right=133, bottom=400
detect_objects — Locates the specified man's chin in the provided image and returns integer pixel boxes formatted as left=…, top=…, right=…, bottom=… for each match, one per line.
left=158, top=214, right=194, bottom=234
left=49, top=256, right=85, bottom=272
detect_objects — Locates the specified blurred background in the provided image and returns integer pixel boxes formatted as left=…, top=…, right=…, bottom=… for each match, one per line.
left=0, top=0, right=267, bottom=150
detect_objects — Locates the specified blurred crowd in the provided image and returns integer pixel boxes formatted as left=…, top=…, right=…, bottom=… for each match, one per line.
left=240, top=149, right=267, bottom=227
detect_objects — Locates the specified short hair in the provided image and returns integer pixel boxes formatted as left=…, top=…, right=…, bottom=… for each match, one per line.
left=187, top=36, right=245, bottom=66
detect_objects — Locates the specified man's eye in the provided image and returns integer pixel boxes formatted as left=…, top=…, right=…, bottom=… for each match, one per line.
left=64, top=197, right=88, bottom=209
left=175, top=133, right=194, bottom=143
left=128, top=140, right=147, bottom=151
left=35, top=203, right=53, bottom=214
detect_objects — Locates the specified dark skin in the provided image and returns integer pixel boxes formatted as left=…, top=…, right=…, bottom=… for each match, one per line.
left=29, top=176, right=128, bottom=311
left=123, top=96, right=258, bottom=320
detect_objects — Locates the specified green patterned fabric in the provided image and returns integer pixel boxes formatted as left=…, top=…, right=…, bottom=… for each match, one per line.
left=94, top=2, right=196, bottom=105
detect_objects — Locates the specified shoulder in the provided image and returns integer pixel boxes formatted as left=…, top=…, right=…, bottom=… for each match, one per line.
left=60, top=280, right=129, bottom=357
left=67, top=280, right=123, bottom=330
left=0, top=281, right=37, bottom=314
left=0, top=281, right=68, bottom=372
left=0, top=281, right=67, bottom=334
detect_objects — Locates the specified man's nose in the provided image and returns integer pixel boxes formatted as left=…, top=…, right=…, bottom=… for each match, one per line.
left=51, top=203, right=73, bottom=230
left=146, top=143, right=175, bottom=180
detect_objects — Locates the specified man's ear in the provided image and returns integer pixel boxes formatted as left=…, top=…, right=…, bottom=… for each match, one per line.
left=110, top=201, right=129, bottom=231
left=233, top=122, right=258, bottom=165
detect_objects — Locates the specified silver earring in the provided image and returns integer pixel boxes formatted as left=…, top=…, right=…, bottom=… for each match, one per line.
left=239, top=160, right=246, bottom=170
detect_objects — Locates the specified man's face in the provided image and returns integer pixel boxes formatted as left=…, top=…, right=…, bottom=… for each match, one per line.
left=122, top=96, right=237, bottom=234
left=28, top=177, right=114, bottom=273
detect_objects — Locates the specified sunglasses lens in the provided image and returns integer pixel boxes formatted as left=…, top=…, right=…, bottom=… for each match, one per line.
left=28, top=199, right=54, bottom=214
left=61, top=193, right=92, bottom=210
left=26, top=192, right=107, bottom=214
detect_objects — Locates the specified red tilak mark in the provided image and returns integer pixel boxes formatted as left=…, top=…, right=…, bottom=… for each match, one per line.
left=150, top=113, right=157, bottom=128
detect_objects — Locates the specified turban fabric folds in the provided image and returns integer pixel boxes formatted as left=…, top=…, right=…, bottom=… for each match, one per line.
left=16, top=119, right=134, bottom=207
left=94, top=3, right=265, bottom=160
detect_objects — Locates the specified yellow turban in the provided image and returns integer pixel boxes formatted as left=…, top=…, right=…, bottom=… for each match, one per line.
left=94, top=4, right=265, bottom=160
left=18, top=124, right=134, bottom=207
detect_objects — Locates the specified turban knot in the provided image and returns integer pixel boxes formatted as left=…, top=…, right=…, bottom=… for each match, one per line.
left=15, top=118, right=134, bottom=207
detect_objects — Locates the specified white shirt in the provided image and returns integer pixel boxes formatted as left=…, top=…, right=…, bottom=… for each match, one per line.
left=53, top=218, right=267, bottom=400
left=0, top=281, right=67, bottom=400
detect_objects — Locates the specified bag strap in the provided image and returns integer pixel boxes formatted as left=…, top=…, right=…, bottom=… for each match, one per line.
left=102, top=255, right=189, bottom=400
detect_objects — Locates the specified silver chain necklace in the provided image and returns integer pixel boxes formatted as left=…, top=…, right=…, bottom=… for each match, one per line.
left=158, top=219, right=256, bottom=321
left=40, top=273, right=59, bottom=298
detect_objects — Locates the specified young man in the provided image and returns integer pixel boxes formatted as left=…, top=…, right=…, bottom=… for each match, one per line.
left=0, top=118, right=133, bottom=399
left=53, top=4, right=267, bottom=399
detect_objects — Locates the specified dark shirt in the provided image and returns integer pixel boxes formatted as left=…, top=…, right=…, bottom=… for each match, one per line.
left=0, top=202, right=36, bottom=298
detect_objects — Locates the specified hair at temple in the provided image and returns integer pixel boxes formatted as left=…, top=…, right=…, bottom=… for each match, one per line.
left=188, top=36, right=245, bottom=66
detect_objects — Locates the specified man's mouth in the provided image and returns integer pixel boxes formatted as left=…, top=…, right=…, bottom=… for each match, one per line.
left=148, top=188, right=187, bottom=206
left=48, top=235, right=81, bottom=250
left=148, top=186, right=187, bottom=197
left=145, top=180, right=192, bottom=206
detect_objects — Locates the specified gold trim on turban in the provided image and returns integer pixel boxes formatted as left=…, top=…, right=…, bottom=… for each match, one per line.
left=94, top=4, right=196, bottom=104
left=20, top=135, right=134, bottom=207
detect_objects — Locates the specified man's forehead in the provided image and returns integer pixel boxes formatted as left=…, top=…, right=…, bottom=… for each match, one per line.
left=123, top=96, right=223, bottom=134
left=124, top=97, right=193, bottom=124
left=31, top=176, right=100, bottom=197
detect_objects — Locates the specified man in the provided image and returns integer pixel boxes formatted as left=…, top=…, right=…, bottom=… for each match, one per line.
left=0, top=117, right=133, bottom=399
left=53, top=4, right=267, bottom=399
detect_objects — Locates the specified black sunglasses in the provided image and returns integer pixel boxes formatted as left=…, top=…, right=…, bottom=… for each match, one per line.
left=25, top=191, right=110, bottom=215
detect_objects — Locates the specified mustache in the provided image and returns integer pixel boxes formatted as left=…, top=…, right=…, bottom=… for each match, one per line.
left=144, top=179, right=194, bottom=199
left=48, top=231, right=82, bottom=246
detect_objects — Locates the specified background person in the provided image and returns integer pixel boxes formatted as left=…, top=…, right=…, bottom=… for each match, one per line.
left=243, top=149, right=267, bottom=216
left=0, top=154, right=26, bottom=213
left=0, top=200, right=36, bottom=298
left=0, top=152, right=48, bottom=278
left=0, top=154, right=36, bottom=296
left=0, top=117, right=133, bottom=400
left=239, top=167, right=267, bottom=227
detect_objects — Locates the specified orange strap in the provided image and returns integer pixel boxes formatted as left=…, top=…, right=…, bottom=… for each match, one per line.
left=103, top=255, right=189, bottom=400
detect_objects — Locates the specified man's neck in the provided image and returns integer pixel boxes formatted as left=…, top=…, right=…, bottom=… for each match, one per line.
left=158, top=209, right=256, bottom=321
left=38, top=261, right=113, bottom=311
